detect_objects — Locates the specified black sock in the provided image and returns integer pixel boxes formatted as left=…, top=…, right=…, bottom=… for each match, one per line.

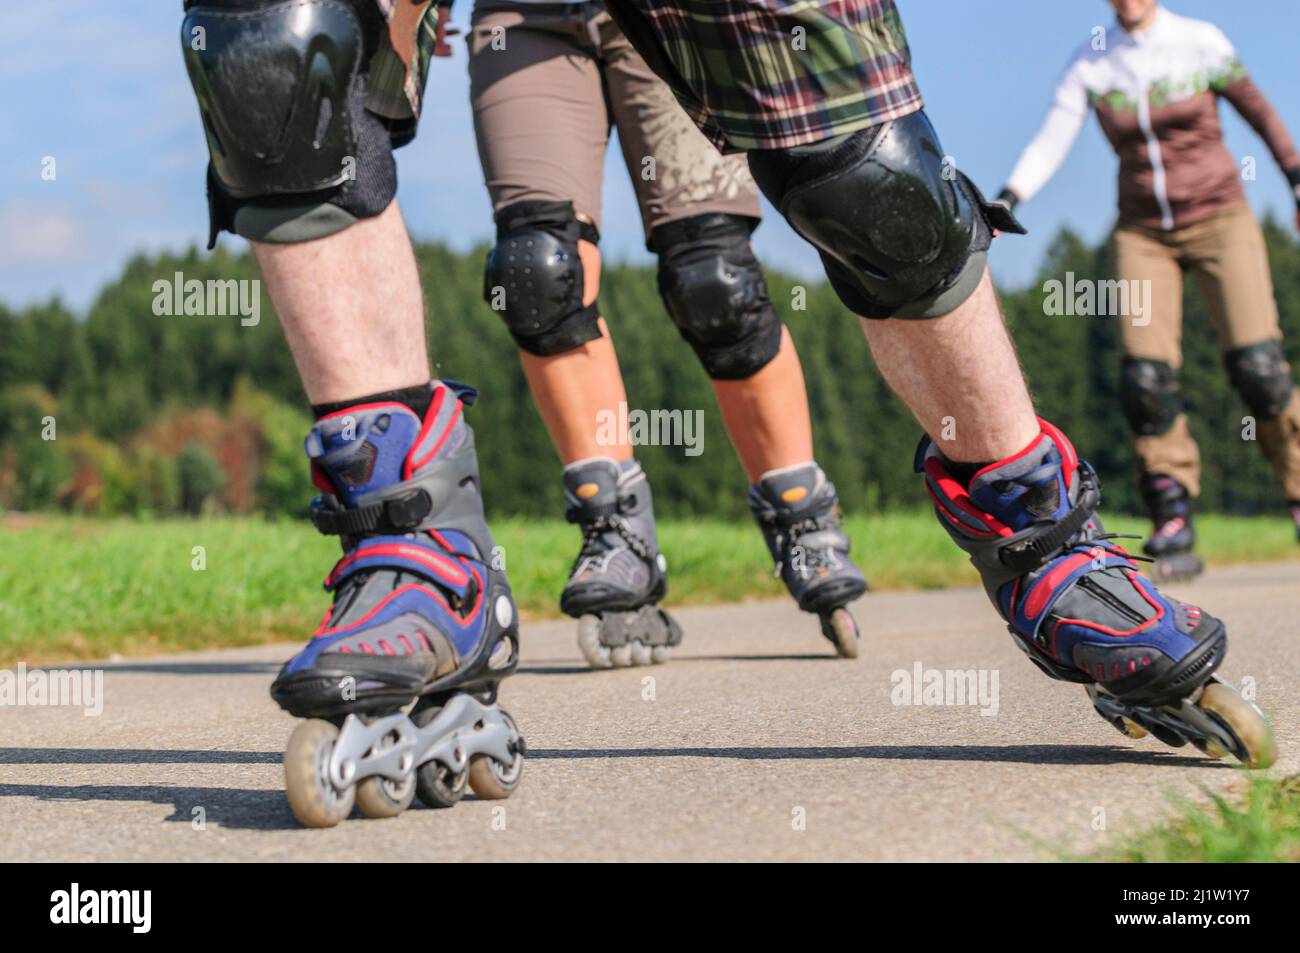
left=947, top=459, right=992, bottom=487
left=311, top=382, right=436, bottom=420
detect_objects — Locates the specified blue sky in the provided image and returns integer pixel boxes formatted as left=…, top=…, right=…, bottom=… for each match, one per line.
left=3, top=1, right=1298, bottom=311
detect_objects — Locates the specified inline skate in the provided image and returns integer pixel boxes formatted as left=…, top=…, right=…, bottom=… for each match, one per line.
left=748, top=463, right=867, bottom=658
left=271, top=382, right=525, bottom=827
left=1140, top=472, right=1203, bottom=581
left=561, top=458, right=682, bottom=668
left=920, top=419, right=1274, bottom=768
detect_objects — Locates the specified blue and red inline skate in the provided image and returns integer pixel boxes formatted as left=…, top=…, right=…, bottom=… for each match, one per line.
left=919, top=419, right=1274, bottom=767
left=271, top=382, right=525, bottom=827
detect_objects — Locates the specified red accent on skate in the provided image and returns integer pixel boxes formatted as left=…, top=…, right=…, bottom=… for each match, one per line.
left=923, top=458, right=1010, bottom=538
left=1128, top=659, right=1137, bottom=673
left=398, top=635, right=414, bottom=654
left=359, top=643, right=376, bottom=654
left=1023, top=552, right=1093, bottom=620
left=417, top=632, right=431, bottom=652
left=340, top=646, right=352, bottom=654
left=404, top=387, right=463, bottom=479
left=311, top=571, right=486, bottom=641
left=310, top=461, right=334, bottom=495
left=378, top=640, right=396, bottom=656
left=1036, top=418, right=1078, bottom=487
left=327, top=542, right=469, bottom=589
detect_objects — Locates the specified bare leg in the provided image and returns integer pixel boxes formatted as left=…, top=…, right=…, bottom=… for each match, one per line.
left=251, top=201, right=430, bottom=404
left=520, top=241, right=633, bottom=463
left=711, top=327, right=814, bottom=481
left=861, top=269, right=1038, bottom=462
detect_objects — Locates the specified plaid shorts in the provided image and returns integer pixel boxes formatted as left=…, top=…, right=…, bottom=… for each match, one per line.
left=604, top=0, right=924, bottom=151
left=365, top=0, right=440, bottom=137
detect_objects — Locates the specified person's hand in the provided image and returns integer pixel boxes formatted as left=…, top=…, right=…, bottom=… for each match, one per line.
left=434, top=6, right=459, bottom=57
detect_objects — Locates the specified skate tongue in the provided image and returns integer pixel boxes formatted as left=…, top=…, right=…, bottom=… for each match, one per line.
left=306, top=405, right=423, bottom=506
left=756, top=463, right=823, bottom=512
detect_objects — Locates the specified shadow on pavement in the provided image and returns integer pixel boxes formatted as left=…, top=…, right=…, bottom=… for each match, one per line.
left=0, top=747, right=279, bottom=765
left=526, top=743, right=1227, bottom=768
left=0, top=781, right=296, bottom=832
left=99, top=661, right=281, bottom=676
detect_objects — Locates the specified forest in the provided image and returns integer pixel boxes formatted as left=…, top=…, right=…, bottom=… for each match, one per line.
left=1, top=218, right=1297, bottom=522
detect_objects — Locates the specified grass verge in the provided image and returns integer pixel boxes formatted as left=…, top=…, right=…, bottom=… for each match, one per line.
left=1096, top=775, right=1300, bottom=862
left=0, top=511, right=1295, bottom=665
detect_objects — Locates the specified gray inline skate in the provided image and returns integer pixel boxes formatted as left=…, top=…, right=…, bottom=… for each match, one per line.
left=560, top=458, right=682, bottom=668
left=749, top=463, right=868, bottom=657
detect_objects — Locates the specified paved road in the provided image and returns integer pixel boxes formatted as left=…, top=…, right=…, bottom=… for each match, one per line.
left=2, top=562, right=1296, bottom=861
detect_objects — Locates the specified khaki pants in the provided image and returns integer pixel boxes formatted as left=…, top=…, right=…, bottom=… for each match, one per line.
left=467, top=1, right=760, bottom=237
left=1115, top=201, right=1300, bottom=499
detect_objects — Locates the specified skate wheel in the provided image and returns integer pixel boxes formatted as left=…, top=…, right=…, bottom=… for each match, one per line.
left=577, top=615, right=613, bottom=669
left=411, top=704, right=469, bottom=808
left=284, top=719, right=355, bottom=829
left=356, top=773, right=416, bottom=819
left=650, top=645, right=672, bottom=665
left=629, top=640, right=653, bottom=666
left=609, top=643, right=633, bottom=667
left=1117, top=716, right=1149, bottom=739
left=1196, top=681, right=1276, bottom=769
left=819, top=607, right=859, bottom=659
left=467, top=711, right=524, bottom=800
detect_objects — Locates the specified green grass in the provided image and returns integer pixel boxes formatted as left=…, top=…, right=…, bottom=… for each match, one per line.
left=0, top=511, right=1295, bottom=665
left=1096, top=776, right=1300, bottom=862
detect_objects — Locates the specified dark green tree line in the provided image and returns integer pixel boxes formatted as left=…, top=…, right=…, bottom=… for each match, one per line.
left=1, top=220, right=1296, bottom=519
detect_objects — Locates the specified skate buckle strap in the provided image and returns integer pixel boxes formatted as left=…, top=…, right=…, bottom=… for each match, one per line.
left=310, top=490, right=433, bottom=537
left=998, top=469, right=1100, bottom=574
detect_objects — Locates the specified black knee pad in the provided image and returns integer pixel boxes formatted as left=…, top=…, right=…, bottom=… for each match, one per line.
left=746, top=110, right=1024, bottom=320
left=1225, top=340, right=1295, bottom=418
left=181, top=0, right=397, bottom=247
left=649, top=214, right=782, bottom=380
left=1120, top=358, right=1183, bottom=436
left=484, top=200, right=602, bottom=356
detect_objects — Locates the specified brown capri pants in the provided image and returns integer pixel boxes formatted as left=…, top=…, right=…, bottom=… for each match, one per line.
left=1115, top=201, right=1300, bottom=500
left=466, top=1, right=760, bottom=239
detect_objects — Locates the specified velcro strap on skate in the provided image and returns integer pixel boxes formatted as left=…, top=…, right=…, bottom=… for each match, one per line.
left=310, top=490, right=433, bottom=537
left=997, top=482, right=1098, bottom=574
left=326, top=535, right=476, bottom=604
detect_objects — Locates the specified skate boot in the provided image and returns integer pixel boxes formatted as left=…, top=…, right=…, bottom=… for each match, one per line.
left=1140, top=473, right=1203, bottom=581
left=560, top=457, right=681, bottom=668
left=748, top=463, right=868, bottom=658
left=271, top=382, right=525, bottom=827
left=918, top=419, right=1274, bottom=768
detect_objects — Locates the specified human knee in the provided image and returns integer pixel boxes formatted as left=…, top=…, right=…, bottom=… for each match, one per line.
left=1120, top=358, right=1183, bottom=436
left=746, top=110, right=1024, bottom=320
left=181, top=0, right=397, bottom=248
left=484, top=200, right=601, bottom=356
left=650, top=214, right=782, bottom=379
left=1225, top=340, right=1295, bottom=418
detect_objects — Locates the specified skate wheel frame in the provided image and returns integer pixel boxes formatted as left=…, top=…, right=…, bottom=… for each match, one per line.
left=577, top=607, right=681, bottom=670
left=282, top=695, right=526, bottom=827
left=1085, top=678, right=1275, bottom=769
